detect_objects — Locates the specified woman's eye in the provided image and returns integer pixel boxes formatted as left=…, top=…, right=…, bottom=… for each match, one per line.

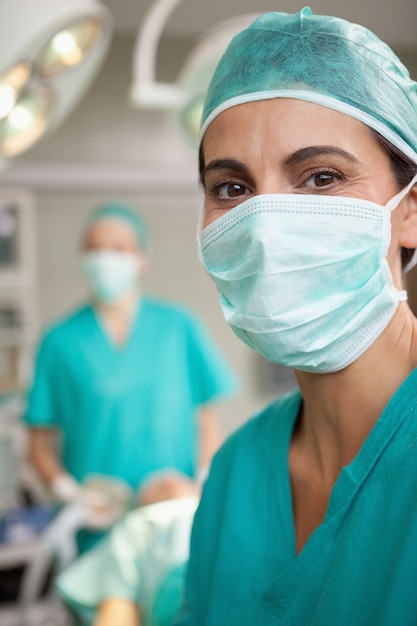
left=216, top=182, right=250, bottom=199
left=304, top=171, right=341, bottom=188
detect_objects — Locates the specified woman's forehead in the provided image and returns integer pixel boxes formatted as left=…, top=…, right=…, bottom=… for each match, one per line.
left=202, top=98, right=381, bottom=163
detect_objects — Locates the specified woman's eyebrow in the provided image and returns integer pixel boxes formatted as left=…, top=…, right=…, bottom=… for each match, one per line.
left=200, top=159, right=250, bottom=183
left=200, top=147, right=359, bottom=184
left=283, top=145, right=360, bottom=168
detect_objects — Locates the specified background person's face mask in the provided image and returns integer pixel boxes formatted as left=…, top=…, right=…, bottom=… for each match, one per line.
left=198, top=176, right=417, bottom=373
left=81, top=250, right=140, bottom=303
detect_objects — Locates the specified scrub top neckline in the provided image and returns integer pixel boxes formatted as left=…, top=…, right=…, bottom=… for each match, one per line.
left=88, top=298, right=143, bottom=353
left=263, top=365, right=417, bottom=615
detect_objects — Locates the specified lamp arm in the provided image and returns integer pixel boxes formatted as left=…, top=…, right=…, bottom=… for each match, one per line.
left=130, top=0, right=186, bottom=109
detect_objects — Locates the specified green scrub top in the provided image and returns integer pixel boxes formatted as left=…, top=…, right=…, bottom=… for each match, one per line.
left=176, top=367, right=417, bottom=625
left=24, top=296, right=238, bottom=488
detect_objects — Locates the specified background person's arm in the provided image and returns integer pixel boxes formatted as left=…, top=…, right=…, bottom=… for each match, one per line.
left=27, top=428, right=82, bottom=502
left=27, top=427, right=64, bottom=484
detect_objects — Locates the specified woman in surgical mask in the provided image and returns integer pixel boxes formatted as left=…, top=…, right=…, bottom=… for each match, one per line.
left=23, top=202, right=238, bottom=554
left=175, top=8, right=417, bottom=626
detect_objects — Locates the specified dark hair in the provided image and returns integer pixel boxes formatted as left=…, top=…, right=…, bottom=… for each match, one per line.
left=198, top=144, right=205, bottom=185
left=371, top=130, right=417, bottom=269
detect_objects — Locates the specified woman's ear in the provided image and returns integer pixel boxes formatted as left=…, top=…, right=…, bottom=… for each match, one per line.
left=399, top=184, right=417, bottom=249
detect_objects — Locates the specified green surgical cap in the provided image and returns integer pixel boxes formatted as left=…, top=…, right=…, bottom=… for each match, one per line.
left=84, top=202, right=150, bottom=251
left=200, top=7, right=417, bottom=163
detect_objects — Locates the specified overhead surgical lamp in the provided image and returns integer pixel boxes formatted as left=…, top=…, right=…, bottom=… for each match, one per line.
left=0, top=0, right=113, bottom=168
left=130, top=0, right=258, bottom=149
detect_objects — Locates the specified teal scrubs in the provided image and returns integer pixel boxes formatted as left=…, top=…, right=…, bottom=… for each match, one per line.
left=24, top=296, right=237, bottom=488
left=176, top=368, right=417, bottom=625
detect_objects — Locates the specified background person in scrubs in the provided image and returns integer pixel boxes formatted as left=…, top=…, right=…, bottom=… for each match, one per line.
left=23, top=202, right=238, bottom=551
left=175, top=8, right=417, bottom=625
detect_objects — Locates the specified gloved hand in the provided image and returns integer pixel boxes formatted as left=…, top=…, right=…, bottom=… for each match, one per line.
left=80, top=485, right=124, bottom=530
left=50, top=474, right=123, bottom=530
left=50, top=473, right=83, bottom=504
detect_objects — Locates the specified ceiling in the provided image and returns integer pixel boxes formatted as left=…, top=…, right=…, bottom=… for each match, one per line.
left=102, top=0, right=417, bottom=50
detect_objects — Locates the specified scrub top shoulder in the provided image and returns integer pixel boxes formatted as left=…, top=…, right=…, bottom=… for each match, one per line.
left=177, top=368, right=417, bottom=626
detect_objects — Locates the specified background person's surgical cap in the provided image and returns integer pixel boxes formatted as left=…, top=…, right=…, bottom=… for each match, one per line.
left=200, top=7, right=417, bottom=164
left=84, top=202, right=150, bottom=251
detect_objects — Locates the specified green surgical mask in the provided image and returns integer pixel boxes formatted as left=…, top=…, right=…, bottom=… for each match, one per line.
left=81, top=250, right=139, bottom=303
left=198, top=177, right=417, bottom=373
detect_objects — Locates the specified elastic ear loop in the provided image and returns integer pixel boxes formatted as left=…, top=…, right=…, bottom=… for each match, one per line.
left=386, top=173, right=417, bottom=273
left=385, top=173, right=417, bottom=212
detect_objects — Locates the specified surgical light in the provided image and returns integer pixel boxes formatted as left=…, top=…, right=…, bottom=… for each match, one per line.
left=129, top=0, right=258, bottom=150
left=37, top=16, right=102, bottom=77
left=171, top=14, right=259, bottom=148
left=0, top=62, right=32, bottom=119
left=0, top=89, right=53, bottom=157
left=0, top=0, right=113, bottom=169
